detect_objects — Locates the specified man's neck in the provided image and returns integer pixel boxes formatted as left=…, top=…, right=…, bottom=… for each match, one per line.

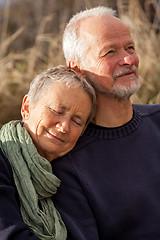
left=93, top=95, right=133, bottom=128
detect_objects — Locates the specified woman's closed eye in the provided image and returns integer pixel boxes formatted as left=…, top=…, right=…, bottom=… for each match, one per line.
left=71, top=117, right=83, bottom=127
left=46, top=105, right=64, bottom=115
left=52, top=109, right=64, bottom=115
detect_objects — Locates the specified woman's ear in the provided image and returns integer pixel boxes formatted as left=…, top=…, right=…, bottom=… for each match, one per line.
left=21, top=95, right=30, bottom=120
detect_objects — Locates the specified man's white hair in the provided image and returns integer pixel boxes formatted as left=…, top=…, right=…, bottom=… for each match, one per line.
left=63, top=6, right=117, bottom=65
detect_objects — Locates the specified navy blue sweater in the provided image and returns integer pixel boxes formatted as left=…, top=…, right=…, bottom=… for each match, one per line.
left=52, top=104, right=160, bottom=240
left=1, top=104, right=160, bottom=239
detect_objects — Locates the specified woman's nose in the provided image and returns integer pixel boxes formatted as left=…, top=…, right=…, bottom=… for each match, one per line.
left=56, top=120, right=70, bottom=134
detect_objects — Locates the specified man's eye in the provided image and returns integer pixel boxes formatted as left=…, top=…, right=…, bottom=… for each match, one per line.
left=102, top=50, right=115, bottom=58
left=108, top=50, right=114, bottom=54
left=105, top=50, right=114, bottom=55
left=127, top=46, right=135, bottom=52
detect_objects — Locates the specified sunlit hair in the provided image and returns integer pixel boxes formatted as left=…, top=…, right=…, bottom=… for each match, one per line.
left=63, top=6, right=117, bottom=65
left=26, top=65, right=96, bottom=126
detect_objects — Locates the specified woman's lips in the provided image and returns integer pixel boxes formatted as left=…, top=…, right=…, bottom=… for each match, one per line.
left=46, top=130, right=65, bottom=143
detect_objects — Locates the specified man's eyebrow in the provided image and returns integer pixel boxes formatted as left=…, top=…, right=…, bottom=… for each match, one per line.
left=98, top=45, right=114, bottom=57
left=125, top=40, right=135, bottom=46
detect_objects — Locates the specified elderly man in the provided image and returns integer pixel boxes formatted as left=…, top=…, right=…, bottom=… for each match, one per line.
left=53, top=6, right=160, bottom=240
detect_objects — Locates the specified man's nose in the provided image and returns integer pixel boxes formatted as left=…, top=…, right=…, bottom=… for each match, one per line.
left=118, top=51, right=135, bottom=66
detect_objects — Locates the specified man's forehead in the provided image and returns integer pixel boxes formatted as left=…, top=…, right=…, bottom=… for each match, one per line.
left=79, top=15, right=129, bottom=38
left=79, top=16, right=132, bottom=48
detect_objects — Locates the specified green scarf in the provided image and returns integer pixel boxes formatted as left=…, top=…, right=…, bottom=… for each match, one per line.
left=0, top=120, right=67, bottom=240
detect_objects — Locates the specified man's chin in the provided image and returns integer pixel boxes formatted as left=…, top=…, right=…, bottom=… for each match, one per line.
left=109, top=81, right=141, bottom=100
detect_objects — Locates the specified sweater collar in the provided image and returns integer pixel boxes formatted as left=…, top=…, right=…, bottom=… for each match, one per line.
left=84, top=109, right=142, bottom=139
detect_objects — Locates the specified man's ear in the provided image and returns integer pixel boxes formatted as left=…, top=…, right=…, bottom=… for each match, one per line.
left=68, top=61, right=82, bottom=73
left=21, top=95, right=30, bottom=120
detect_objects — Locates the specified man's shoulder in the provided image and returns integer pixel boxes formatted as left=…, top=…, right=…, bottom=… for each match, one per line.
left=133, top=104, right=160, bottom=116
left=71, top=133, right=95, bottom=153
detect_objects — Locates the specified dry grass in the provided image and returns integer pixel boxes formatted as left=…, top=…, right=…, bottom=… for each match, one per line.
left=118, top=0, right=160, bottom=104
left=0, top=0, right=160, bottom=127
left=0, top=0, right=65, bottom=127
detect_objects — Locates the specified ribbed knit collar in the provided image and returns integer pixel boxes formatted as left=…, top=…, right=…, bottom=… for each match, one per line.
left=84, top=109, right=142, bottom=140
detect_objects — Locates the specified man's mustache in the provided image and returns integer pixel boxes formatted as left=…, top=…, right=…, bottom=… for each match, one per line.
left=113, top=65, right=137, bottom=80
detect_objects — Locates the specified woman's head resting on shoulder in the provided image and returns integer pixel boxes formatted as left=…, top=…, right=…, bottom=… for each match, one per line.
left=21, top=65, right=96, bottom=162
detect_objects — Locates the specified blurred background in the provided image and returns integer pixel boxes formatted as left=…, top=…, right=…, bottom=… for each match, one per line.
left=0, top=0, right=160, bottom=127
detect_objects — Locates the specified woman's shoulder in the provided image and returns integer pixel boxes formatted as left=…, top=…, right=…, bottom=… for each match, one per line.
left=0, top=148, right=15, bottom=184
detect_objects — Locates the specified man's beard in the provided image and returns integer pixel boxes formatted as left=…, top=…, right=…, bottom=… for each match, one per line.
left=86, top=65, right=140, bottom=100
left=105, top=81, right=140, bottom=100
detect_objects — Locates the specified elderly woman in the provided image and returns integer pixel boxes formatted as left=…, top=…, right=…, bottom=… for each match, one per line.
left=0, top=65, right=96, bottom=240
